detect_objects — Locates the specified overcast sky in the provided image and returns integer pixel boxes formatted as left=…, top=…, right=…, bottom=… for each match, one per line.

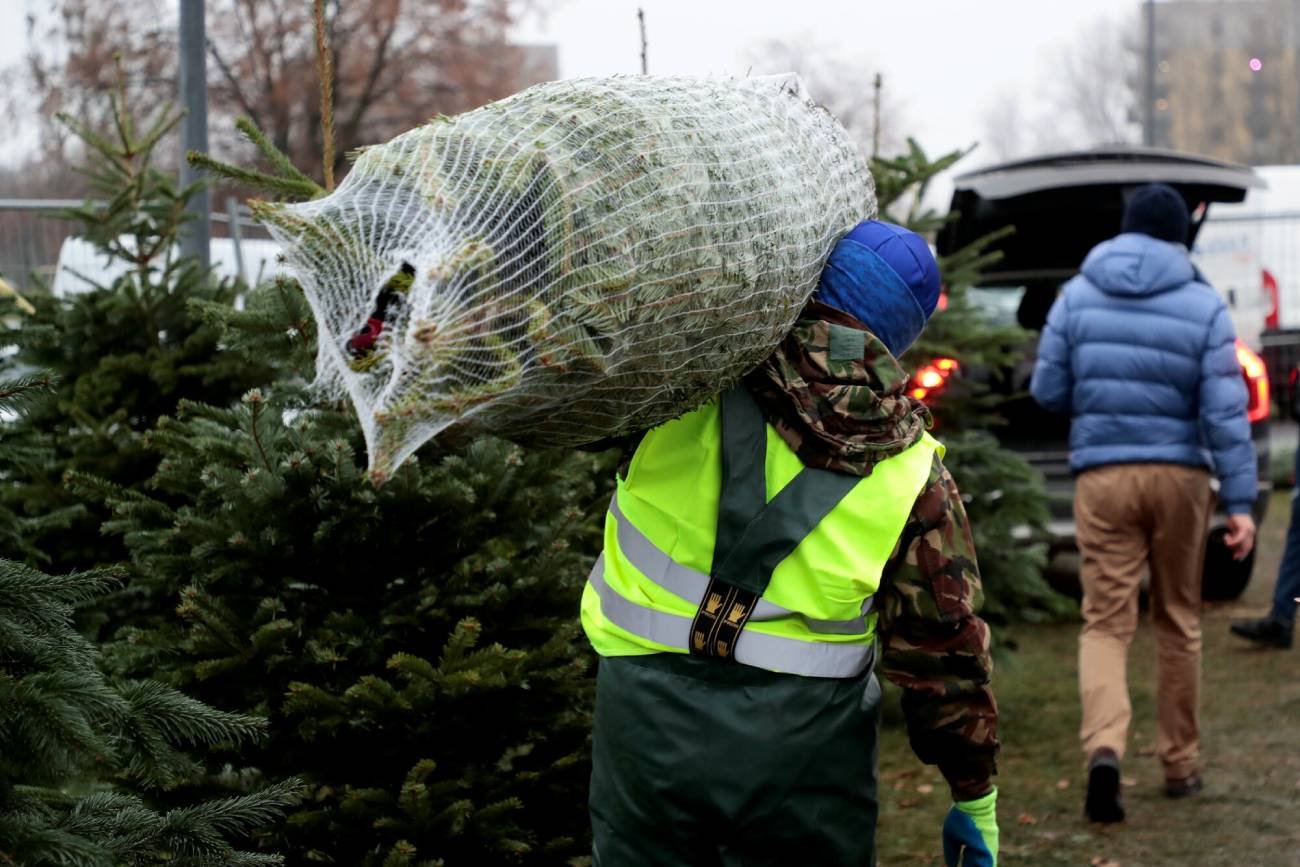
left=517, top=0, right=1142, bottom=165
left=0, top=0, right=1143, bottom=193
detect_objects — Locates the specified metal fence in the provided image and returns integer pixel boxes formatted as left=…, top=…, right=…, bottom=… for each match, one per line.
left=0, top=198, right=276, bottom=292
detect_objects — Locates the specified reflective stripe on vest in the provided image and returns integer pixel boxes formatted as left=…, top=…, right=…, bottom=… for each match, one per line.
left=586, top=553, right=878, bottom=679
left=608, top=491, right=872, bottom=635
left=581, top=395, right=941, bottom=678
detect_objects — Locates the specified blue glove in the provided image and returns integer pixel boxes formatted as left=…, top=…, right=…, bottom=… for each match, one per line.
left=942, top=787, right=998, bottom=867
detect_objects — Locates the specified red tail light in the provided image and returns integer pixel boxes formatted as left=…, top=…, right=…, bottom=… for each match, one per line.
left=1263, top=269, right=1280, bottom=330
left=1236, top=339, right=1270, bottom=423
left=909, top=357, right=960, bottom=402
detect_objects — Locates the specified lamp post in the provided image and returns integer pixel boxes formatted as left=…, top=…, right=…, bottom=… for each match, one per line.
left=179, top=0, right=210, bottom=270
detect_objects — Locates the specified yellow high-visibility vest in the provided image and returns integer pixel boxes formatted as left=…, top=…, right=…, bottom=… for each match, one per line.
left=582, top=387, right=940, bottom=678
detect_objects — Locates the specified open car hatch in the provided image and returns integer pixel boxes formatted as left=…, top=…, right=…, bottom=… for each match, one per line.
left=936, top=147, right=1266, bottom=282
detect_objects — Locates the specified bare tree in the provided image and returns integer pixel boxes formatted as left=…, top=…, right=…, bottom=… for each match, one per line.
left=20, top=0, right=176, bottom=164
left=975, top=14, right=1140, bottom=163
left=746, top=37, right=906, bottom=158
left=13, top=0, right=548, bottom=182
left=1044, top=16, right=1141, bottom=147
left=979, top=87, right=1027, bottom=164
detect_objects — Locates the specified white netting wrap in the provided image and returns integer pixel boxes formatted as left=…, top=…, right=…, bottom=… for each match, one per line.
left=259, top=74, right=875, bottom=476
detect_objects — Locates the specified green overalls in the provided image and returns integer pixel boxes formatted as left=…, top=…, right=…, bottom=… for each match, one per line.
left=582, top=387, right=938, bottom=866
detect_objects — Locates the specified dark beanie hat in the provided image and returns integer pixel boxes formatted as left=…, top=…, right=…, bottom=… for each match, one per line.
left=1121, top=183, right=1191, bottom=244
left=813, top=220, right=942, bottom=356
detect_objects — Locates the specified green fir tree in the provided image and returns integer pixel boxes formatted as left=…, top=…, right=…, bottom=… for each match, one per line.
left=81, top=288, right=606, bottom=863
left=0, top=73, right=272, bottom=572
left=874, top=140, right=1073, bottom=623
left=0, top=374, right=300, bottom=867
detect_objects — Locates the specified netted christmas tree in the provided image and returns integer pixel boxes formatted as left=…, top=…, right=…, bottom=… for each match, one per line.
left=0, top=75, right=272, bottom=572
left=250, top=72, right=874, bottom=478
left=877, top=140, right=1072, bottom=623
left=0, top=374, right=299, bottom=867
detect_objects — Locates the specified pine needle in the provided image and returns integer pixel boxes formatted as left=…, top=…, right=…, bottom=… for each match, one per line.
left=0, top=371, right=54, bottom=407
left=234, top=117, right=322, bottom=195
left=187, top=150, right=321, bottom=200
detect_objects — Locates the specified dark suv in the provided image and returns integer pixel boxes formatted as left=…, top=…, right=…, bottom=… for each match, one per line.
left=936, top=147, right=1271, bottom=601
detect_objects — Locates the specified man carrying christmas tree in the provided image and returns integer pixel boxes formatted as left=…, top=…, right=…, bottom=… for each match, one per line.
left=581, top=220, right=999, bottom=866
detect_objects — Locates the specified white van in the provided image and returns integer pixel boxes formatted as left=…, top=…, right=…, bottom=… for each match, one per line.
left=1192, top=218, right=1271, bottom=351
left=1198, top=166, right=1300, bottom=332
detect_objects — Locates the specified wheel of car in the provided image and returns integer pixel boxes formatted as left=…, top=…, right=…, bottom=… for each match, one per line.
left=1201, top=526, right=1255, bottom=601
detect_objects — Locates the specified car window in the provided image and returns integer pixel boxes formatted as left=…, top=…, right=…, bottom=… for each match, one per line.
left=968, top=283, right=1064, bottom=331
left=967, top=286, right=1027, bottom=327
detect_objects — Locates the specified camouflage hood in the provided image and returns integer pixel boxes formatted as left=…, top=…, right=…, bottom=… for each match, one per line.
left=744, top=301, right=930, bottom=477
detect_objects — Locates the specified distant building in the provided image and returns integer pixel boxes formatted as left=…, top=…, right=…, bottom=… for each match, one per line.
left=1152, top=0, right=1300, bottom=164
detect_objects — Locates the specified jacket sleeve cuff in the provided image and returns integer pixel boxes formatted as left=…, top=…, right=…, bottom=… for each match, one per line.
left=948, top=777, right=996, bottom=802
left=1224, top=501, right=1255, bottom=515
left=937, top=752, right=998, bottom=802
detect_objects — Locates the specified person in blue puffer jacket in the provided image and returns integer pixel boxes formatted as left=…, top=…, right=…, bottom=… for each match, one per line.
left=1030, top=183, right=1257, bottom=824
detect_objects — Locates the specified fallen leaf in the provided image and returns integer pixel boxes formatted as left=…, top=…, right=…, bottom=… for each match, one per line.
left=893, top=781, right=905, bottom=790
left=1137, top=746, right=1156, bottom=757
left=1121, top=776, right=1138, bottom=788
left=1017, top=812, right=1039, bottom=825
left=1056, top=778, right=1071, bottom=790
left=898, top=797, right=920, bottom=809
left=916, top=783, right=935, bottom=795
left=1090, top=858, right=1121, bottom=867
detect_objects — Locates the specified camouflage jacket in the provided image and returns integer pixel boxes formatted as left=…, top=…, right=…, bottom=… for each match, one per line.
left=747, top=302, right=999, bottom=802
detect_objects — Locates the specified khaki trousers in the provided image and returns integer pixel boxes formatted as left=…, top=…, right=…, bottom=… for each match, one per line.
left=1075, top=463, right=1214, bottom=781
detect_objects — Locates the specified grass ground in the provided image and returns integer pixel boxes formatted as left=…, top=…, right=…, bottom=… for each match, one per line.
left=875, top=491, right=1300, bottom=866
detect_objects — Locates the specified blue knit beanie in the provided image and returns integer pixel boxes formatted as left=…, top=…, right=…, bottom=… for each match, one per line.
left=813, top=220, right=942, bottom=357
left=1121, top=183, right=1191, bottom=245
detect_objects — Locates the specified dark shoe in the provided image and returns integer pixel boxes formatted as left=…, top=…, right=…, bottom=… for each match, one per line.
left=1085, top=748, right=1125, bottom=823
left=1230, top=616, right=1294, bottom=649
left=1165, top=773, right=1204, bottom=798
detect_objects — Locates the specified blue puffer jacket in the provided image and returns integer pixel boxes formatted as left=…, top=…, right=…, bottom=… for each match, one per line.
left=1030, top=232, right=1257, bottom=513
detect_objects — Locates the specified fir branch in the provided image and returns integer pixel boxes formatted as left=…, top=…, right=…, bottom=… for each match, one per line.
left=0, top=821, right=112, bottom=867
left=186, top=150, right=322, bottom=200
left=135, top=106, right=186, bottom=162
left=62, top=470, right=161, bottom=509
left=0, top=559, right=122, bottom=609
left=0, top=372, right=54, bottom=411
left=244, top=391, right=275, bottom=472
left=2, top=672, right=123, bottom=766
left=114, top=679, right=267, bottom=749
left=56, top=114, right=126, bottom=176
left=234, top=117, right=324, bottom=196
left=109, top=54, right=136, bottom=161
